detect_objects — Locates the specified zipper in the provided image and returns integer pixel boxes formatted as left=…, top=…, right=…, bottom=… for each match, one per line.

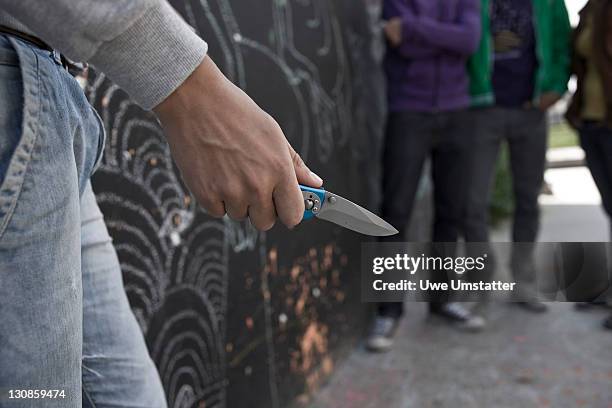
left=433, top=0, right=442, bottom=111
left=433, top=56, right=440, bottom=110
left=487, top=0, right=494, bottom=104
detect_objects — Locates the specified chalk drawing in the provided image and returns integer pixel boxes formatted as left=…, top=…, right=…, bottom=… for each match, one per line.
left=85, top=1, right=383, bottom=406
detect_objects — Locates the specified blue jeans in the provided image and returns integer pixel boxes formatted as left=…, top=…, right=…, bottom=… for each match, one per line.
left=378, top=110, right=473, bottom=317
left=0, top=36, right=166, bottom=407
left=464, top=107, right=547, bottom=284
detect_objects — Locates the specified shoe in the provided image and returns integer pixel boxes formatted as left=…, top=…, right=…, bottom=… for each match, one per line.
left=429, top=302, right=486, bottom=332
left=541, top=181, right=553, bottom=195
left=603, top=315, right=612, bottom=331
left=575, top=301, right=609, bottom=311
left=511, top=286, right=548, bottom=313
left=365, top=316, right=400, bottom=352
left=515, top=299, right=548, bottom=313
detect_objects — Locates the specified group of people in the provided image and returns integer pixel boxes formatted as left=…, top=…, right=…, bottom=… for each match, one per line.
left=367, top=0, right=612, bottom=352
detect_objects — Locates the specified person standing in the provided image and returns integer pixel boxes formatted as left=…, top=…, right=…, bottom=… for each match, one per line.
left=366, top=0, right=484, bottom=352
left=464, top=0, right=571, bottom=311
left=566, top=0, right=612, bottom=331
left=0, top=0, right=323, bottom=406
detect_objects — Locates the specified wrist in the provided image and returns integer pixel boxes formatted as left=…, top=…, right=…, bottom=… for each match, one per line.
left=153, top=56, right=220, bottom=122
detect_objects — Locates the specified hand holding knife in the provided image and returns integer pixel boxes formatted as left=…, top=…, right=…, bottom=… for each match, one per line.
left=300, top=185, right=398, bottom=236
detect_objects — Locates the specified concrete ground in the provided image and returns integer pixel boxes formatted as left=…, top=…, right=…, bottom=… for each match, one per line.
left=308, top=166, right=612, bottom=408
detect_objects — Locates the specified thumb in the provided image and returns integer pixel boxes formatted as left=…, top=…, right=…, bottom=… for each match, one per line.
left=287, top=143, right=323, bottom=188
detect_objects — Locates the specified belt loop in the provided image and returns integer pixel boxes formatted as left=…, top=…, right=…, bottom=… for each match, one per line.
left=50, top=49, right=63, bottom=66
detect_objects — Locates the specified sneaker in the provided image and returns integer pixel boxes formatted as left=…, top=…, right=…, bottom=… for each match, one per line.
left=429, top=302, right=486, bottom=332
left=511, top=287, right=548, bottom=313
left=515, top=299, right=548, bottom=313
left=603, top=315, right=612, bottom=331
left=365, top=316, right=400, bottom=352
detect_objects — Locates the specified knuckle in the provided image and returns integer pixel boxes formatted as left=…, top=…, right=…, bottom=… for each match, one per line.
left=268, top=154, right=288, bottom=174
left=245, top=175, right=264, bottom=195
left=204, top=183, right=223, bottom=202
left=228, top=210, right=247, bottom=221
left=198, top=195, right=225, bottom=218
left=252, top=195, right=268, bottom=212
left=264, top=114, right=282, bottom=134
left=252, top=216, right=276, bottom=232
left=194, top=191, right=211, bottom=207
left=258, top=114, right=281, bottom=140
left=248, top=178, right=275, bottom=203
left=221, top=185, right=244, bottom=204
left=291, top=150, right=305, bottom=168
left=206, top=205, right=225, bottom=218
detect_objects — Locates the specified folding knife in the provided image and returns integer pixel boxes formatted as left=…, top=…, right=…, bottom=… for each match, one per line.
left=300, top=185, right=398, bottom=236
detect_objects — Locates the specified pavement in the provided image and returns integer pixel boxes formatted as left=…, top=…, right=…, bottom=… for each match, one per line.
left=308, top=165, right=612, bottom=408
left=546, top=146, right=585, bottom=169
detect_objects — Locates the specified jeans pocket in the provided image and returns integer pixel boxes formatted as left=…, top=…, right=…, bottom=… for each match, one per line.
left=89, top=106, right=106, bottom=176
left=0, top=41, right=18, bottom=67
left=0, top=38, right=41, bottom=237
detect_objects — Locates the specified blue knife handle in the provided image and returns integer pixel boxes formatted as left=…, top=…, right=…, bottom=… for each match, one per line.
left=300, top=185, right=326, bottom=220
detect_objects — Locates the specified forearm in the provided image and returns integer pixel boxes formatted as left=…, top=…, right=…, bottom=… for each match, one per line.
left=398, top=40, right=440, bottom=59
left=0, top=0, right=208, bottom=110
left=401, top=0, right=481, bottom=56
left=383, top=0, right=439, bottom=58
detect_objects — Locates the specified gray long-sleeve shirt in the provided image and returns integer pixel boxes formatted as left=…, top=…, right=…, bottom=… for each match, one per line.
left=0, top=1, right=208, bottom=110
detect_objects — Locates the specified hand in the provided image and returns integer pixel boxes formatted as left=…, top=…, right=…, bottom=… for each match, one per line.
left=538, top=92, right=562, bottom=111
left=154, top=57, right=323, bottom=231
left=493, top=30, right=521, bottom=53
left=384, top=17, right=403, bottom=48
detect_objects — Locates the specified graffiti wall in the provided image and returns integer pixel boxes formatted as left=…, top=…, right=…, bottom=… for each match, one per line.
left=85, top=0, right=385, bottom=406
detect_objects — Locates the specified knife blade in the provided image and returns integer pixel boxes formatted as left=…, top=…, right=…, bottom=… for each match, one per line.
left=300, top=185, right=398, bottom=236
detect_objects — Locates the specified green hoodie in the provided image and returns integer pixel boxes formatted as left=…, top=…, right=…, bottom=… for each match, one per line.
left=468, top=0, right=572, bottom=107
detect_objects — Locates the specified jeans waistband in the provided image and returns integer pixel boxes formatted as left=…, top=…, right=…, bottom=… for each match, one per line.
left=0, top=25, right=87, bottom=76
left=0, top=25, right=52, bottom=51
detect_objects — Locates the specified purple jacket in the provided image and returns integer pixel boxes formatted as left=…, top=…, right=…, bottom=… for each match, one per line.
left=383, top=0, right=481, bottom=112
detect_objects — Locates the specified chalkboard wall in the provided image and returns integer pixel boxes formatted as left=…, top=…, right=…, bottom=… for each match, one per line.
left=86, top=1, right=385, bottom=406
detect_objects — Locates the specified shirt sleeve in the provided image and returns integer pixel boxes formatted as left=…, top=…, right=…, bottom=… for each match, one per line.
left=0, top=0, right=208, bottom=110
left=383, top=0, right=440, bottom=59
left=548, top=0, right=572, bottom=94
left=392, top=0, right=482, bottom=57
